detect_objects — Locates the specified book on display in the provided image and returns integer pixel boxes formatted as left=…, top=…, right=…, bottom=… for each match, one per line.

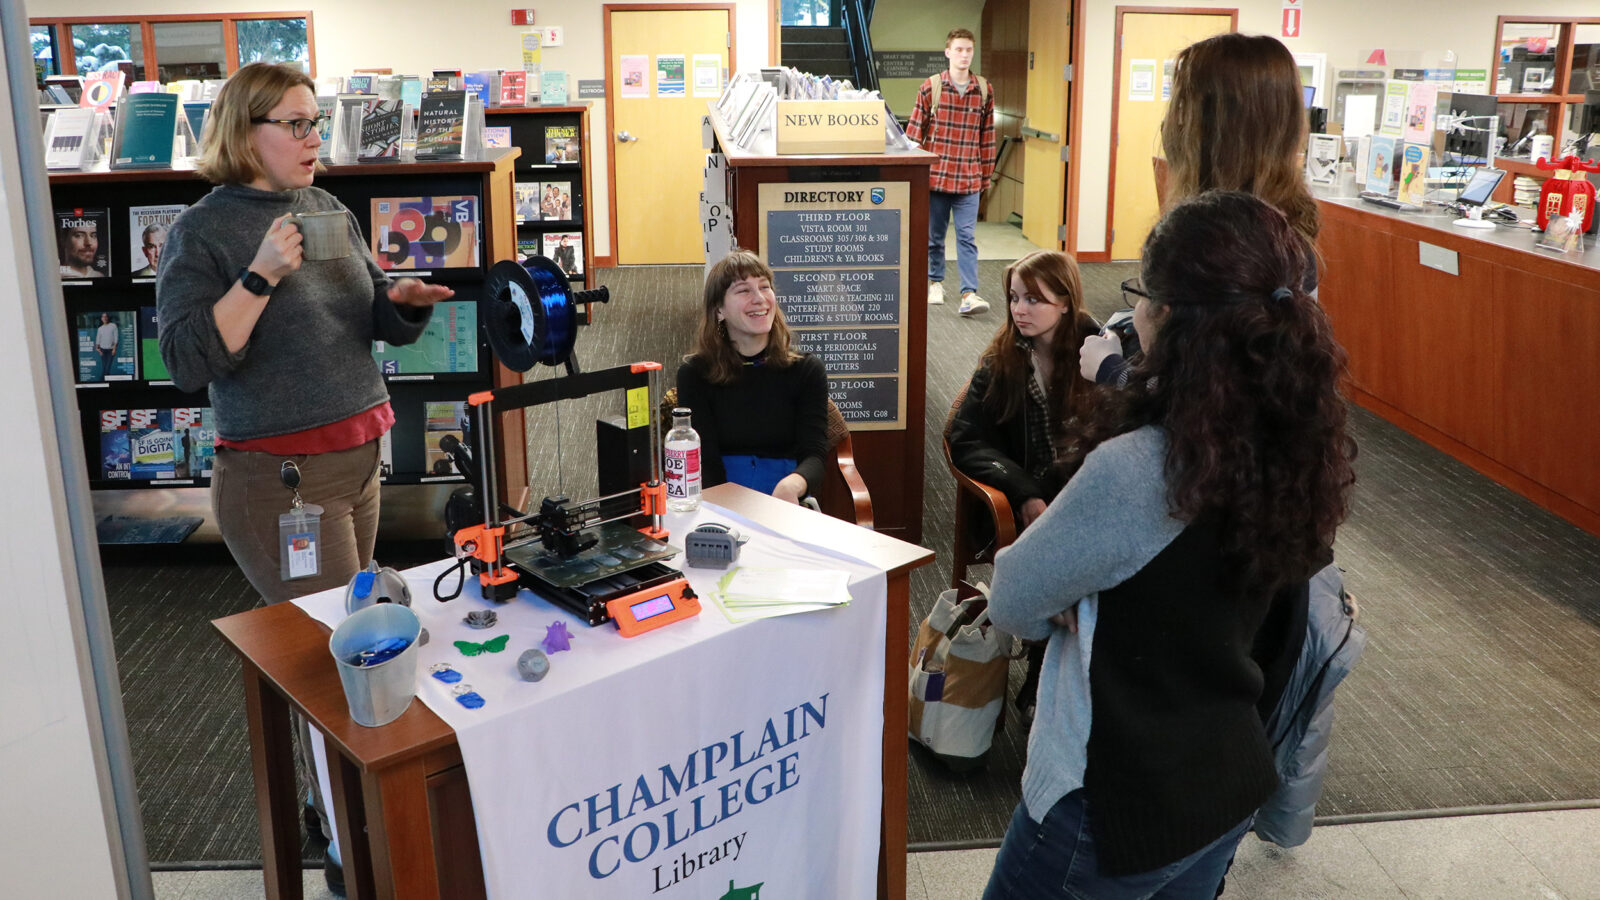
left=44, top=108, right=98, bottom=169
left=543, top=124, right=578, bottom=162
left=1397, top=143, right=1430, bottom=205
left=514, top=182, right=539, bottom=223
left=517, top=238, right=540, bottom=263
left=500, top=71, right=527, bottom=106
left=98, top=408, right=213, bottom=481
left=111, top=92, right=180, bottom=168
left=345, top=74, right=374, bottom=95
left=1368, top=135, right=1397, bottom=193
left=542, top=232, right=583, bottom=277
left=139, top=306, right=169, bottom=382
left=423, top=401, right=469, bottom=476
left=1305, top=133, right=1341, bottom=185
left=76, top=311, right=137, bottom=383
left=542, top=70, right=568, bottom=105
left=370, top=195, right=480, bottom=271
left=55, top=207, right=111, bottom=280
left=127, top=204, right=185, bottom=279
left=415, top=90, right=470, bottom=160
left=80, top=70, right=126, bottom=111
left=372, top=300, right=479, bottom=375
left=483, top=126, right=512, bottom=149
left=357, top=99, right=406, bottom=161
left=541, top=181, right=572, bottom=220
left=129, top=80, right=162, bottom=95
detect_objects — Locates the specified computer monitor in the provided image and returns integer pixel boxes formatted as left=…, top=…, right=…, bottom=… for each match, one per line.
left=1302, top=84, right=1316, bottom=108
left=1457, top=167, right=1506, bottom=207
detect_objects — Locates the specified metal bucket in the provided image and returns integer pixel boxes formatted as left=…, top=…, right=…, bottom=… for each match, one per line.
left=329, top=603, right=422, bottom=727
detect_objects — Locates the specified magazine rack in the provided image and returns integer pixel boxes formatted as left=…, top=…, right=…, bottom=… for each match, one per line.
left=48, top=149, right=527, bottom=540
left=485, top=103, right=596, bottom=321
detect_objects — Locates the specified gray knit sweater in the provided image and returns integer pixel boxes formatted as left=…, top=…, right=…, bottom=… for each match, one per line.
left=156, top=183, right=431, bottom=441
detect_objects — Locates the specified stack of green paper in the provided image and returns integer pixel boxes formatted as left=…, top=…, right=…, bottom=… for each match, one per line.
left=711, top=566, right=852, bottom=623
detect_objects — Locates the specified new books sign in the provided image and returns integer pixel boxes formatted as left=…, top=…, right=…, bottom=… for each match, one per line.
left=774, top=100, right=885, bottom=155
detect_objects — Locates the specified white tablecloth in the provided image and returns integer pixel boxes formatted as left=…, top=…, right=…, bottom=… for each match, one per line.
left=295, top=502, right=887, bottom=899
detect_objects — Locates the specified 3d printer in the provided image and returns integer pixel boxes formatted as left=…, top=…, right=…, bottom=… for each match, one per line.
left=434, top=255, right=699, bottom=636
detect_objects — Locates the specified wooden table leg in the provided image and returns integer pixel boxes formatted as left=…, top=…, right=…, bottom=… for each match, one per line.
left=242, top=665, right=304, bottom=900
left=879, top=573, right=910, bottom=900
left=364, top=756, right=441, bottom=899
left=328, top=750, right=375, bottom=900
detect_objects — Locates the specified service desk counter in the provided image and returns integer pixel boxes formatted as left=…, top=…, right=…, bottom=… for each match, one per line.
left=708, top=110, right=937, bottom=544
left=1315, top=194, right=1600, bottom=536
left=213, top=483, right=933, bottom=900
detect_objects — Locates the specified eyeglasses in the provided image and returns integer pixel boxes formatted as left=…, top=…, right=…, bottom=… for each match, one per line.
left=1120, top=279, right=1151, bottom=307
left=252, top=114, right=328, bottom=140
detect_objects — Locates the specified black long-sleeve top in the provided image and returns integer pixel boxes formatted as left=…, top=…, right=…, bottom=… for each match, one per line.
left=674, top=353, right=829, bottom=492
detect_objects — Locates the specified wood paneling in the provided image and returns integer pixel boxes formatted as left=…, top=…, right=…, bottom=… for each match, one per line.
left=1493, top=267, right=1600, bottom=514
left=1317, top=197, right=1600, bottom=537
left=981, top=0, right=1028, bottom=223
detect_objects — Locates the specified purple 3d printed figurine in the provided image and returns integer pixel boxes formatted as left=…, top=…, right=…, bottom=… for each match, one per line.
left=542, top=621, right=573, bottom=654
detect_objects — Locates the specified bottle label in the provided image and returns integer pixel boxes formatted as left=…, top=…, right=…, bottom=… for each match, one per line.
left=665, top=447, right=701, bottom=498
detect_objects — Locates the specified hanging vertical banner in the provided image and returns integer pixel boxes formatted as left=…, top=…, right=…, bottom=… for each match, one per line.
left=1282, top=0, right=1302, bottom=39
left=620, top=54, right=649, bottom=98
left=657, top=54, right=687, bottom=96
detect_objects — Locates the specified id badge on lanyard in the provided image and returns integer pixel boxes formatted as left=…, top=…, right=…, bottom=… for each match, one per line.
left=278, top=459, right=323, bottom=581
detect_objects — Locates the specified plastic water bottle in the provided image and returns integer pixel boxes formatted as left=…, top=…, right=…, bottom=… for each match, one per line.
left=664, top=407, right=702, bottom=512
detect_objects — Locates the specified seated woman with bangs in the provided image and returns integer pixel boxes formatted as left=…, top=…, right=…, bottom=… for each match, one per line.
left=676, top=250, right=828, bottom=504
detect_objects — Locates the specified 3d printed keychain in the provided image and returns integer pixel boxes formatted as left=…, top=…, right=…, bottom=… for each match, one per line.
left=430, top=663, right=463, bottom=684
left=453, top=684, right=486, bottom=709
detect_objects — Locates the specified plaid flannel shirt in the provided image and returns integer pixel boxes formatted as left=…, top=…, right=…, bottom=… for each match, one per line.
left=906, top=71, right=996, bottom=195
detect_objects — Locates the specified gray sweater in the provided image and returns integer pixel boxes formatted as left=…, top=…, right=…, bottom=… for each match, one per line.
left=156, top=183, right=430, bottom=441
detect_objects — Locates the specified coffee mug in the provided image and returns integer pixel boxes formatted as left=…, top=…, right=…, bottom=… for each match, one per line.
left=291, top=210, right=351, bottom=261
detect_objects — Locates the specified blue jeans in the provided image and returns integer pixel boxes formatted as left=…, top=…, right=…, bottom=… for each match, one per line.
left=929, top=190, right=980, bottom=295
left=982, top=791, right=1252, bottom=900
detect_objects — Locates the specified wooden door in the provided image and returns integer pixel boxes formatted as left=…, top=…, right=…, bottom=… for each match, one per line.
left=607, top=6, right=732, bottom=264
left=1021, top=0, right=1070, bottom=248
left=1107, top=9, right=1231, bottom=260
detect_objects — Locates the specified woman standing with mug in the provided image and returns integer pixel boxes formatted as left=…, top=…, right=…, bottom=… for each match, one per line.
left=158, top=62, right=451, bottom=603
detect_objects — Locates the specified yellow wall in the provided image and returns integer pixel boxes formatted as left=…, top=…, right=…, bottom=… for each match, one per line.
left=26, top=0, right=777, bottom=259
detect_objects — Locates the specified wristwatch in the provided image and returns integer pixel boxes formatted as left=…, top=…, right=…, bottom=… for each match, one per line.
left=237, top=267, right=275, bottom=296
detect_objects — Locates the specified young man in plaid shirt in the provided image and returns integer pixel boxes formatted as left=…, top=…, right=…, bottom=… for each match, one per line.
left=906, top=27, right=996, bottom=317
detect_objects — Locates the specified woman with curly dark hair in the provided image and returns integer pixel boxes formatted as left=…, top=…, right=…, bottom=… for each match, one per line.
left=981, top=190, right=1357, bottom=898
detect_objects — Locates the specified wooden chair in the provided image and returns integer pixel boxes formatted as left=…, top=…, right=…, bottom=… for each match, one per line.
left=942, top=378, right=1016, bottom=589
left=659, top=389, right=873, bottom=528
left=814, top=398, right=874, bottom=528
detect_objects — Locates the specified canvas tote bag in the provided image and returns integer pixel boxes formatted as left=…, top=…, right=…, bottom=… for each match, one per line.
left=908, top=584, right=1015, bottom=770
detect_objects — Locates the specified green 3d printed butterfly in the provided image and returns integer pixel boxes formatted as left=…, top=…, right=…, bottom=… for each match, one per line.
left=454, top=634, right=510, bottom=656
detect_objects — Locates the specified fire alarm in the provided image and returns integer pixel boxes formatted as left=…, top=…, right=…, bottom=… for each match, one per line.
left=511, top=9, right=535, bottom=26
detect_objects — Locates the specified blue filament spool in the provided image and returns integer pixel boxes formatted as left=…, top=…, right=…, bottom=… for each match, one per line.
left=481, top=256, right=578, bottom=371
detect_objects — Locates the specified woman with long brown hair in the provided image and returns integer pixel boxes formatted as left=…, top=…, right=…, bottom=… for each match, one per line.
left=948, top=249, right=1099, bottom=716
left=1082, top=32, right=1319, bottom=385
left=982, top=191, right=1356, bottom=897
left=676, top=250, right=828, bottom=503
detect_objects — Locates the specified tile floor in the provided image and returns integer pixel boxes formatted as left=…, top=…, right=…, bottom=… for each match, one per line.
left=151, top=808, right=1600, bottom=898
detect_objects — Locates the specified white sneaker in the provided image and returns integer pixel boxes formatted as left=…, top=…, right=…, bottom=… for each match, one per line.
left=959, top=293, right=991, bottom=316
left=928, top=282, right=946, bottom=305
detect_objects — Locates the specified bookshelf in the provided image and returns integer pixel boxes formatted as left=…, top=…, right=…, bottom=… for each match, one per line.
left=485, top=103, right=596, bottom=321
left=50, top=149, right=526, bottom=539
left=1489, top=17, right=1600, bottom=202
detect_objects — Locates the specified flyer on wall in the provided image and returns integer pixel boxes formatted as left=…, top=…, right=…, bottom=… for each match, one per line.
left=692, top=53, right=722, bottom=98
left=620, top=55, right=649, bottom=98
left=656, top=54, right=686, bottom=96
